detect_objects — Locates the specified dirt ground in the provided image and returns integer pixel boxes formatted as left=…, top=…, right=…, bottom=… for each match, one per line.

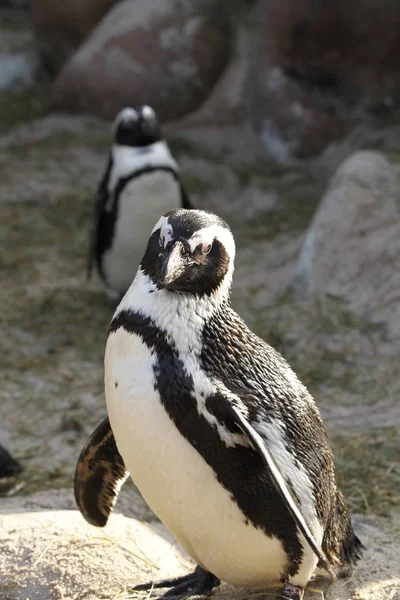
left=0, top=105, right=399, bottom=599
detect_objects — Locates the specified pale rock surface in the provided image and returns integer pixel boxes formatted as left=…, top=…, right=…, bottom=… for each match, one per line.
left=0, top=491, right=193, bottom=600
left=0, top=21, right=40, bottom=91
left=32, top=0, right=119, bottom=73
left=293, top=151, right=400, bottom=341
left=53, top=0, right=230, bottom=121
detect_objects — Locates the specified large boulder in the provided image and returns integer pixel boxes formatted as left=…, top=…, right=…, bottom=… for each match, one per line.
left=255, top=0, right=400, bottom=159
left=32, top=0, right=120, bottom=74
left=293, top=151, right=400, bottom=340
left=0, top=490, right=192, bottom=600
left=52, top=0, right=230, bottom=122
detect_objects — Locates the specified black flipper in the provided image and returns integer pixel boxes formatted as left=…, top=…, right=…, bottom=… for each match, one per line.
left=74, top=417, right=128, bottom=527
left=228, top=403, right=337, bottom=581
left=133, top=565, right=220, bottom=599
left=88, top=155, right=113, bottom=281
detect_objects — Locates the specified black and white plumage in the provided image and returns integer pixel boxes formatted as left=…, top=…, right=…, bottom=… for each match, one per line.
left=76, top=209, right=362, bottom=600
left=88, top=105, right=191, bottom=299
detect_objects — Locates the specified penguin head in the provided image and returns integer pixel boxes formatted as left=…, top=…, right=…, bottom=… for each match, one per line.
left=113, top=106, right=161, bottom=147
left=141, top=209, right=236, bottom=297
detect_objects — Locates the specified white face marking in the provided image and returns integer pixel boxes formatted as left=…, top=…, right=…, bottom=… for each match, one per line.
left=113, top=107, right=138, bottom=131
left=188, top=225, right=236, bottom=263
left=159, top=220, right=174, bottom=248
left=141, top=105, right=156, bottom=119
left=151, top=215, right=167, bottom=234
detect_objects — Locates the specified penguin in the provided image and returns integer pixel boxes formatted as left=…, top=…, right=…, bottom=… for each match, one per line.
left=88, top=105, right=191, bottom=301
left=75, top=209, right=362, bottom=600
left=0, top=443, right=23, bottom=478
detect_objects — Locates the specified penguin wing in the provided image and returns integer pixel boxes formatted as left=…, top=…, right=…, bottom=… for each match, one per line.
left=74, top=417, right=128, bottom=527
left=228, top=402, right=336, bottom=580
left=88, top=156, right=113, bottom=280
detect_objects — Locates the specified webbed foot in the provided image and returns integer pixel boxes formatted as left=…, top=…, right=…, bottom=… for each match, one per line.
left=278, top=582, right=305, bottom=600
left=133, top=565, right=220, bottom=599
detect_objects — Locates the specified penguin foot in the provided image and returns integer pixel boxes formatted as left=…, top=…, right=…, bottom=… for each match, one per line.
left=132, top=565, right=220, bottom=599
left=277, top=582, right=304, bottom=600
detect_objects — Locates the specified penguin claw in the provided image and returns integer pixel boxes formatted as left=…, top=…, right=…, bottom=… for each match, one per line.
left=277, top=582, right=304, bottom=600
left=132, top=566, right=220, bottom=599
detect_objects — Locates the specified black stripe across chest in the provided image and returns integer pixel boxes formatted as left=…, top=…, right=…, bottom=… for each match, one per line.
left=110, top=310, right=304, bottom=574
left=96, top=166, right=183, bottom=262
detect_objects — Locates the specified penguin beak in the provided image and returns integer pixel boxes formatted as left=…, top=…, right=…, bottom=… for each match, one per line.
left=159, top=241, right=186, bottom=286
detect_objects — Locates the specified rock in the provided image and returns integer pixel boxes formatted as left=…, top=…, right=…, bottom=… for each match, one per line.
left=52, top=0, right=230, bottom=121
left=0, top=490, right=193, bottom=600
left=255, top=0, right=400, bottom=159
left=0, top=0, right=31, bottom=7
left=172, top=0, right=263, bottom=128
left=32, top=0, right=120, bottom=74
left=1, top=490, right=399, bottom=600
left=0, top=27, right=41, bottom=92
left=293, top=151, right=400, bottom=340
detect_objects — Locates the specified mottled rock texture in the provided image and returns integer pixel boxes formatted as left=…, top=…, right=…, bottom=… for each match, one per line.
left=32, top=0, right=120, bottom=73
left=52, top=0, right=230, bottom=121
left=255, top=0, right=400, bottom=158
left=293, top=151, right=400, bottom=339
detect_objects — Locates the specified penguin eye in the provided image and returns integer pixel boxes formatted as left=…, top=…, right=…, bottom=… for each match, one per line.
left=202, top=243, right=212, bottom=255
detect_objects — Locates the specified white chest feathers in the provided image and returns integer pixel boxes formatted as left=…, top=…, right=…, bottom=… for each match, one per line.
left=105, top=327, right=321, bottom=588
left=102, top=171, right=182, bottom=293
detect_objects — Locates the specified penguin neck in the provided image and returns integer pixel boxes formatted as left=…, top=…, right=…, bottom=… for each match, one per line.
left=115, top=269, right=232, bottom=356
left=109, top=140, right=178, bottom=191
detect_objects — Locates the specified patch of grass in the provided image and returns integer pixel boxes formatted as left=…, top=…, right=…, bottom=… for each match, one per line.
left=180, top=172, right=217, bottom=196
left=3, top=131, right=78, bottom=161
left=232, top=163, right=324, bottom=244
left=332, top=427, right=400, bottom=516
left=85, top=129, right=113, bottom=153
left=251, top=295, right=388, bottom=392
left=0, top=464, right=73, bottom=497
left=167, top=135, right=225, bottom=162
left=0, top=82, right=51, bottom=133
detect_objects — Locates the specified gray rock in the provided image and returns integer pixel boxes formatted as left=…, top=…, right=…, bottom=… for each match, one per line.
left=293, top=151, right=400, bottom=339
left=0, top=1, right=31, bottom=7
left=52, top=0, right=231, bottom=121
left=0, top=490, right=193, bottom=600
left=32, top=0, right=119, bottom=73
left=0, top=28, right=40, bottom=91
left=254, top=0, right=400, bottom=159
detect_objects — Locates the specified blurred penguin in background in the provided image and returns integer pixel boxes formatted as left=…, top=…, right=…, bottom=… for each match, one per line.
left=88, top=105, right=191, bottom=302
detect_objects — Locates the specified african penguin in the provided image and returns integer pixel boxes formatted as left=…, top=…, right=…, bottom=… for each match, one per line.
left=88, top=105, right=191, bottom=301
left=75, top=209, right=362, bottom=600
